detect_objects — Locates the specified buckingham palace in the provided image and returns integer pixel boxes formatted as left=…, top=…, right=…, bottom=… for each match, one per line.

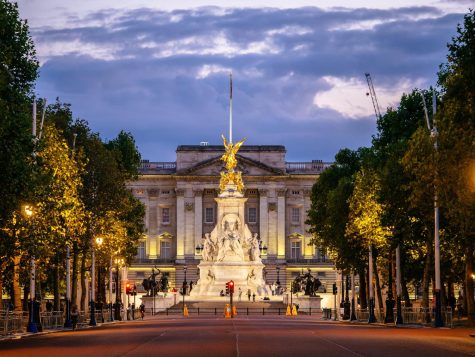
left=126, top=143, right=336, bottom=294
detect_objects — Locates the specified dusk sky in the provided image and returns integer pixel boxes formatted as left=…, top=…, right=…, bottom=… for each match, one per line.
left=16, top=0, right=471, bottom=162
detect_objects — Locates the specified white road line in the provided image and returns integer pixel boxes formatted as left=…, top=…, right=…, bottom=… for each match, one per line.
left=312, top=331, right=365, bottom=357
left=232, top=320, right=240, bottom=357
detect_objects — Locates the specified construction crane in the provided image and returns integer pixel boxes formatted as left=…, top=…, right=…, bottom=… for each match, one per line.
left=365, top=73, right=382, bottom=120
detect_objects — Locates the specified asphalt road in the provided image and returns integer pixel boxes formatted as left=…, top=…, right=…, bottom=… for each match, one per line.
left=1, top=315, right=474, bottom=357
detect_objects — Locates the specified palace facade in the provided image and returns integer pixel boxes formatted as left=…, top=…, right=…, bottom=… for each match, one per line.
left=127, top=144, right=336, bottom=294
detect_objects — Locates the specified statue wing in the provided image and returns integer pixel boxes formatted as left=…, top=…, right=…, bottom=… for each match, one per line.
left=221, top=134, right=228, bottom=149
left=233, top=138, right=246, bottom=152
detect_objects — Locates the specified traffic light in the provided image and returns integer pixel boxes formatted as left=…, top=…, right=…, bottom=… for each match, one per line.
left=332, top=283, right=337, bottom=295
left=229, top=280, right=234, bottom=294
left=126, top=282, right=132, bottom=294
left=225, top=282, right=230, bottom=295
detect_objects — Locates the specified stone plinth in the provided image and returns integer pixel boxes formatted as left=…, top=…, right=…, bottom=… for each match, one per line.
left=293, top=296, right=322, bottom=310
left=141, top=294, right=176, bottom=312
left=190, top=261, right=268, bottom=297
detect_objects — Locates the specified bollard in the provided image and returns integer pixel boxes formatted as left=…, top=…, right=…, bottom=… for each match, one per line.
left=224, top=304, right=231, bottom=318
left=292, top=305, right=298, bottom=316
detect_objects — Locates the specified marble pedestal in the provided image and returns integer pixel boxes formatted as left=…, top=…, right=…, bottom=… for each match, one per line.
left=190, top=261, right=269, bottom=297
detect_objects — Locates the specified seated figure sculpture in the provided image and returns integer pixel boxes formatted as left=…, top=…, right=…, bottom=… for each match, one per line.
left=216, top=214, right=244, bottom=261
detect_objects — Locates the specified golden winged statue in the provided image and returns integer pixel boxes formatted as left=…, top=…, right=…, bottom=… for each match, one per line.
left=221, top=134, right=246, bottom=171
left=219, top=134, right=246, bottom=193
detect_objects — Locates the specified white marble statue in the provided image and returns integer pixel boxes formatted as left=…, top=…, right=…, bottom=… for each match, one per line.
left=249, top=233, right=260, bottom=261
left=216, top=214, right=244, bottom=261
left=202, top=233, right=216, bottom=262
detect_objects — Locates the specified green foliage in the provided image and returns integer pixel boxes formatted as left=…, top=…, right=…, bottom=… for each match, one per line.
left=306, top=148, right=369, bottom=271
left=105, top=130, right=142, bottom=180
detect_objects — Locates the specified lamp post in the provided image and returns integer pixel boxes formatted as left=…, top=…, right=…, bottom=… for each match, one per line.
left=64, top=133, right=77, bottom=328
left=396, top=245, right=403, bottom=324
left=350, top=271, right=357, bottom=321
left=95, top=237, right=104, bottom=323
left=114, top=257, right=124, bottom=320
left=109, top=256, right=113, bottom=322
left=421, top=91, right=443, bottom=327
left=384, top=251, right=395, bottom=324
left=89, top=237, right=97, bottom=326
left=24, top=205, right=38, bottom=333
left=368, top=245, right=377, bottom=323
left=182, top=266, right=187, bottom=313
left=276, top=266, right=281, bottom=287
left=343, top=275, right=351, bottom=320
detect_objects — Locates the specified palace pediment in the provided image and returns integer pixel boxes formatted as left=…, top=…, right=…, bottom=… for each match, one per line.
left=176, top=154, right=285, bottom=176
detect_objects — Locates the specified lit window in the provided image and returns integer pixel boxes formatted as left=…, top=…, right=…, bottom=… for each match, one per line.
left=205, top=207, right=214, bottom=224
left=291, top=241, right=301, bottom=259
left=291, top=207, right=300, bottom=223
left=161, top=241, right=171, bottom=259
left=248, top=207, right=257, bottom=224
left=162, top=208, right=170, bottom=224
left=136, top=241, right=146, bottom=259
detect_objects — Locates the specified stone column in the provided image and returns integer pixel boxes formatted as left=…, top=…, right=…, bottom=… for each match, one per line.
left=176, top=189, right=185, bottom=260
left=147, top=189, right=158, bottom=258
left=194, top=189, right=203, bottom=258
left=184, top=189, right=194, bottom=258
left=277, top=189, right=286, bottom=259
left=303, top=189, right=313, bottom=259
left=259, top=189, right=269, bottom=249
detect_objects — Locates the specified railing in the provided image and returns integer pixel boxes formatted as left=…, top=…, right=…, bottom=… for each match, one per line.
left=132, top=258, right=176, bottom=264
left=160, top=307, right=321, bottom=316
left=353, top=307, right=453, bottom=327
left=0, top=311, right=24, bottom=336
left=285, top=258, right=332, bottom=264
left=139, top=161, right=177, bottom=174
left=40, top=311, right=64, bottom=329
left=285, top=161, right=332, bottom=174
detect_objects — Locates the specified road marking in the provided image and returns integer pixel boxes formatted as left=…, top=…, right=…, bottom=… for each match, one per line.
left=312, top=331, right=365, bottom=357
left=232, top=320, right=240, bottom=357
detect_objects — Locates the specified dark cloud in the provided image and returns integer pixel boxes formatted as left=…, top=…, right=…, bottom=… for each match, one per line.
left=32, top=6, right=466, bottom=162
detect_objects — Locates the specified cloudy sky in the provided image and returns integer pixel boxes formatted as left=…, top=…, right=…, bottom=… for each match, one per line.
left=16, top=1, right=471, bottom=162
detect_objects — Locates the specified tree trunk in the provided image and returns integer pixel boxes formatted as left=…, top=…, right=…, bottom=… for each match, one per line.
left=465, top=242, right=474, bottom=327
left=23, top=286, right=29, bottom=311
left=71, top=241, right=78, bottom=307
left=373, top=255, right=383, bottom=311
left=13, top=255, right=22, bottom=311
left=53, top=253, right=60, bottom=311
left=359, top=269, right=367, bottom=309
left=80, top=251, right=87, bottom=311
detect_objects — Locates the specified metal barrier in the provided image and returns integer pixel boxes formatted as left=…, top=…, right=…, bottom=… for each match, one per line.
left=353, top=307, right=453, bottom=327
left=0, top=311, right=24, bottom=336
left=161, top=307, right=320, bottom=316
left=40, top=311, right=64, bottom=329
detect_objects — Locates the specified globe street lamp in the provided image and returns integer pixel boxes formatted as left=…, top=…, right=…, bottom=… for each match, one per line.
left=24, top=204, right=38, bottom=333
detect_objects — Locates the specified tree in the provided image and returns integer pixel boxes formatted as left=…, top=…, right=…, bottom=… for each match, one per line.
left=346, top=170, right=390, bottom=310
left=0, top=0, right=38, bottom=304
left=437, top=9, right=475, bottom=325
left=307, top=148, right=370, bottom=307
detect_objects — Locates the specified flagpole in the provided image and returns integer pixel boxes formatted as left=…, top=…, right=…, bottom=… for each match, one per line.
left=229, top=72, right=233, bottom=144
